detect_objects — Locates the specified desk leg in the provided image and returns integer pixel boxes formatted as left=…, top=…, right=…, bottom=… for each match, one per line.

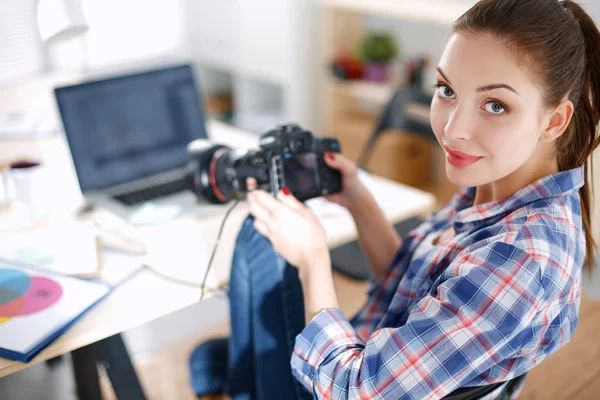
left=93, top=334, right=147, bottom=400
left=45, top=355, right=64, bottom=366
left=71, top=345, right=102, bottom=400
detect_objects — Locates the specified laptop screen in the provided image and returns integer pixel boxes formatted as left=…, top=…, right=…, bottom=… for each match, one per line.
left=55, top=64, right=208, bottom=193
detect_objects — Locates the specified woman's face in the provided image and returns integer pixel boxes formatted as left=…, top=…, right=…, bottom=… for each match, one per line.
left=430, top=32, right=548, bottom=188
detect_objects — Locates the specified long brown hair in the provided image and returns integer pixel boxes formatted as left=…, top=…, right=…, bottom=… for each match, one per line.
left=453, top=0, right=600, bottom=273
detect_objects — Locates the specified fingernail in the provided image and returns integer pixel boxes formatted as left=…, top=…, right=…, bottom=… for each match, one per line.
left=281, top=186, right=291, bottom=196
left=326, top=152, right=335, bottom=161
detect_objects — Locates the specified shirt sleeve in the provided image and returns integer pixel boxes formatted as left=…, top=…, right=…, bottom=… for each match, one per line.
left=291, top=241, right=547, bottom=399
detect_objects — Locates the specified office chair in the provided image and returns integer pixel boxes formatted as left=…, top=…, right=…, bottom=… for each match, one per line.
left=331, top=87, right=437, bottom=281
left=356, top=87, right=436, bottom=171
left=442, top=374, right=527, bottom=399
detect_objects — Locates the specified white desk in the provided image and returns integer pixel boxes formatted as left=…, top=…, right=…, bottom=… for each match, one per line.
left=0, top=119, right=436, bottom=379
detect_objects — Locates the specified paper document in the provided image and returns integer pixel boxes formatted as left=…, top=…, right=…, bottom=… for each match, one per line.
left=0, top=263, right=110, bottom=362
left=0, top=110, right=59, bottom=139
left=0, top=221, right=100, bottom=277
left=94, top=249, right=144, bottom=287
left=137, top=218, right=211, bottom=287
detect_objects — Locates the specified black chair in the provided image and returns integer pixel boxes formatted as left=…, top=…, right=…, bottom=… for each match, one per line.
left=357, top=87, right=436, bottom=171
left=443, top=374, right=527, bottom=400
left=330, top=217, right=424, bottom=280
left=331, top=87, right=437, bottom=281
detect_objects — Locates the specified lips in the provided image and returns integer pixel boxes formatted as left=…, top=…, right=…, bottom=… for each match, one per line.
left=443, top=145, right=480, bottom=160
left=443, top=145, right=483, bottom=168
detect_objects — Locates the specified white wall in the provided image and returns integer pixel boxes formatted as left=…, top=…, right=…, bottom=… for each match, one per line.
left=181, top=0, right=321, bottom=133
left=585, top=2, right=600, bottom=22
left=583, top=3, right=600, bottom=249
left=48, top=0, right=185, bottom=73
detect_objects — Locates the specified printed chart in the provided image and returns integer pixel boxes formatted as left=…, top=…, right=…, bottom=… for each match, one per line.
left=0, top=269, right=63, bottom=325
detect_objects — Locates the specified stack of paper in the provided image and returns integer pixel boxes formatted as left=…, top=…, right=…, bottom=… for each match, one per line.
left=0, top=110, right=59, bottom=139
left=0, top=221, right=101, bottom=277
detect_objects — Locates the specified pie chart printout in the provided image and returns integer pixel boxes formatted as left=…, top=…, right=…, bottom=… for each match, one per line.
left=0, top=269, right=63, bottom=325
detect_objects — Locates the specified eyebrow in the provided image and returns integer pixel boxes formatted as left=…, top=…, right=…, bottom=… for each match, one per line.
left=436, top=67, right=520, bottom=96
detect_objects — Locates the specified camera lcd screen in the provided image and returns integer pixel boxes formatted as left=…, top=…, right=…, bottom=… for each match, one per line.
left=283, top=153, right=320, bottom=198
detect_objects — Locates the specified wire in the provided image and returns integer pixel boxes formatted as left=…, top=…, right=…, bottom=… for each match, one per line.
left=200, top=198, right=241, bottom=300
left=142, top=199, right=241, bottom=300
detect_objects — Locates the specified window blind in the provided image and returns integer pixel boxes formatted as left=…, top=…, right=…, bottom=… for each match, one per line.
left=0, top=0, right=44, bottom=85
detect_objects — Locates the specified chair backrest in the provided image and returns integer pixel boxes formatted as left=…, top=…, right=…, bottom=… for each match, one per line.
left=442, top=373, right=527, bottom=400
left=441, top=381, right=505, bottom=400
left=357, top=88, right=436, bottom=169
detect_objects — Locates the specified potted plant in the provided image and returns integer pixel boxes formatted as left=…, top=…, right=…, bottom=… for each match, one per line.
left=358, top=33, right=398, bottom=82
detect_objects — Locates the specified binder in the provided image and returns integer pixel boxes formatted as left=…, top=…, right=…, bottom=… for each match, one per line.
left=0, top=264, right=110, bottom=362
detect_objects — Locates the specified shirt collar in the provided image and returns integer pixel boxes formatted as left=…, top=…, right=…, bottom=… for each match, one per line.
left=451, top=165, right=585, bottom=230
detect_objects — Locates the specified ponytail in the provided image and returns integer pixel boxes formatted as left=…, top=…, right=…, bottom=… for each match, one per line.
left=562, top=1, right=600, bottom=273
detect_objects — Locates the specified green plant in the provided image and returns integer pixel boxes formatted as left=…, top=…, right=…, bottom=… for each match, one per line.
left=359, top=33, right=398, bottom=63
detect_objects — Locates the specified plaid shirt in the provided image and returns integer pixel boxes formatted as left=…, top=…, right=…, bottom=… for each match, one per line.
left=292, top=165, right=585, bottom=399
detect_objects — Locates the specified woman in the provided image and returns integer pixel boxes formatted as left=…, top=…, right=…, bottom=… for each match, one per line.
left=190, top=0, right=600, bottom=398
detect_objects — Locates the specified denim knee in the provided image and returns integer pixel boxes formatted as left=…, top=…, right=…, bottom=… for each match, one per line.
left=236, top=215, right=279, bottom=258
left=237, top=215, right=262, bottom=246
left=189, top=338, right=229, bottom=396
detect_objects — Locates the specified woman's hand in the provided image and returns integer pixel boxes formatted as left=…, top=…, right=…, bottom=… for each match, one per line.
left=246, top=179, right=330, bottom=275
left=323, top=152, right=368, bottom=211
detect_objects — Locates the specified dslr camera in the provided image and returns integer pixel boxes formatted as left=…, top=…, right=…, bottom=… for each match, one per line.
left=185, top=124, right=343, bottom=204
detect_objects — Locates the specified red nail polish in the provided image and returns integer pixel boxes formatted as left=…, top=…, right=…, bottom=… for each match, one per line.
left=326, top=152, right=335, bottom=161
left=281, top=186, right=291, bottom=196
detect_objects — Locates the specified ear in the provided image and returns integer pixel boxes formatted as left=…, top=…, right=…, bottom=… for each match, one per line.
left=541, top=99, right=574, bottom=143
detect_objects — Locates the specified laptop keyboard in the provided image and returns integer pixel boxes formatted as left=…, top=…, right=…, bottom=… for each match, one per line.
left=113, top=179, right=188, bottom=206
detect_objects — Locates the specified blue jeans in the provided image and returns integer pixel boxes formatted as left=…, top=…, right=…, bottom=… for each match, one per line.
left=190, top=215, right=312, bottom=399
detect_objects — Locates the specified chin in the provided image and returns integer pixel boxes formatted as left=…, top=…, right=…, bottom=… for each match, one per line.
left=445, top=161, right=489, bottom=188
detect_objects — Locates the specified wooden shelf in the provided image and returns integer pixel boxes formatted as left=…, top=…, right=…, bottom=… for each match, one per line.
left=327, top=78, right=398, bottom=105
left=327, top=78, right=432, bottom=124
left=321, top=0, right=478, bottom=26
left=320, top=0, right=453, bottom=200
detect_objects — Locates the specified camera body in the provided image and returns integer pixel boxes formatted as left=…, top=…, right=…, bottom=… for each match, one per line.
left=256, top=124, right=342, bottom=200
left=186, top=124, right=342, bottom=204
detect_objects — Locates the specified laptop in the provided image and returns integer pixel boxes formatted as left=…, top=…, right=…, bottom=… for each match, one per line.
left=54, top=64, right=208, bottom=225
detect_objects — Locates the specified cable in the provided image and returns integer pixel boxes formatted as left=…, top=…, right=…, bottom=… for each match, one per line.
left=141, top=199, right=240, bottom=299
left=200, top=198, right=241, bottom=300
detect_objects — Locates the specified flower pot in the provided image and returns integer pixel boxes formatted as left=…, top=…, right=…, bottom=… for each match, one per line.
left=364, top=62, right=389, bottom=82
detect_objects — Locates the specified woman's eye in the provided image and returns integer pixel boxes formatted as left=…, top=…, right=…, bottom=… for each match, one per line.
left=485, top=101, right=506, bottom=115
left=436, top=84, right=455, bottom=99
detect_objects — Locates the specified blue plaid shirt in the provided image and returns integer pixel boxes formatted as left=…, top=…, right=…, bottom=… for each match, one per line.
left=292, top=166, right=586, bottom=399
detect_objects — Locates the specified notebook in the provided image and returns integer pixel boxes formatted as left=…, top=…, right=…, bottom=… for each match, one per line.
left=0, top=264, right=110, bottom=362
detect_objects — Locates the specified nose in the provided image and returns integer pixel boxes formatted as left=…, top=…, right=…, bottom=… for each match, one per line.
left=444, top=105, right=473, bottom=141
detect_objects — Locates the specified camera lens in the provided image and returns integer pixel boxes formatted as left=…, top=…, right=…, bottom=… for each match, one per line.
left=185, top=143, right=233, bottom=204
left=185, top=141, right=270, bottom=204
